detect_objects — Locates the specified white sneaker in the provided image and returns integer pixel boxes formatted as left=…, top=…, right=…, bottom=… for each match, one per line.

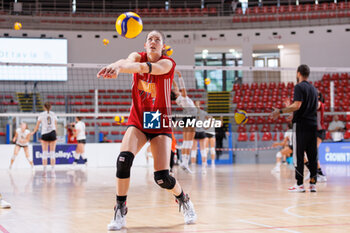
left=317, top=174, right=327, bottom=182
left=202, top=167, right=207, bottom=174
left=180, top=162, right=193, bottom=174
left=177, top=194, right=197, bottom=224
left=288, top=184, right=306, bottom=193
left=107, top=203, right=127, bottom=231
left=271, top=166, right=280, bottom=173
left=309, top=184, right=317, bottom=192
left=0, top=199, right=11, bottom=209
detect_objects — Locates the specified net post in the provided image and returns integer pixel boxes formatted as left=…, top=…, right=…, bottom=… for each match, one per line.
left=6, top=123, right=10, bottom=144
left=94, top=89, right=99, bottom=142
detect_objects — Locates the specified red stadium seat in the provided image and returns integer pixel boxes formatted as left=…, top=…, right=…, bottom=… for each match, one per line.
left=261, top=124, right=270, bottom=132
left=79, top=108, right=89, bottom=113
left=344, top=130, right=350, bottom=139
left=238, top=125, right=247, bottom=133
left=249, top=124, right=258, bottom=132
left=238, top=132, right=248, bottom=142
left=233, top=84, right=240, bottom=91
left=262, top=132, right=272, bottom=141
left=247, top=117, right=256, bottom=125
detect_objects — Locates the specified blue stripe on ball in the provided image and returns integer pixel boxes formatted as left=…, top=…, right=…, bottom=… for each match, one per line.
left=130, top=16, right=142, bottom=24
left=121, top=15, right=130, bottom=37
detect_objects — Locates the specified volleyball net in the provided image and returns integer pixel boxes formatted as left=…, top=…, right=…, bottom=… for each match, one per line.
left=1, top=62, right=349, bottom=151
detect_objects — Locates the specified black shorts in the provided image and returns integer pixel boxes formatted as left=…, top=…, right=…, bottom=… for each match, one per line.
left=77, top=139, right=86, bottom=144
left=16, top=144, right=28, bottom=148
left=206, top=133, right=215, bottom=138
left=194, top=131, right=206, bottom=140
left=316, top=129, right=326, bottom=140
left=41, top=130, right=57, bottom=142
left=182, top=117, right=196, bottom=127
left=127, top=125, right=172, bottom=141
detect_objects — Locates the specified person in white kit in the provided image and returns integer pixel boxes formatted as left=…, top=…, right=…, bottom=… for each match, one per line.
left=191, top=101, right=210, bottom=174
left=328, top=115, right=345, bottom=142
left=9, top=122, right=34, bottom=169
left=271, top=123, right=293, bottom=173
left=73, top=116, right=88, bottom=165
left=32, top=102, right=58, bottom=178
left=171, top=70, right=197, bottom=173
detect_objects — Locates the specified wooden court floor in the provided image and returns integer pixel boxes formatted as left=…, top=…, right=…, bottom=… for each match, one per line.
left=1, top=163, right=350, bottom=233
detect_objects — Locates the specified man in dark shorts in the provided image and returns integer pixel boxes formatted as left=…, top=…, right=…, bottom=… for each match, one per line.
left=271, top=64, right=318, bottom=192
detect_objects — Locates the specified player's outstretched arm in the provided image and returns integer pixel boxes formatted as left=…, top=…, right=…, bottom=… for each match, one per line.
left=31, top=120, right=41, bottom=135
left=97, top=52, right=173, bottom=79
left=175, top=71, right=187, bottom=97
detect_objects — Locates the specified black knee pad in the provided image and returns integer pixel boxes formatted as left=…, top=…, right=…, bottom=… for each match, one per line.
left=154, top=170, right=176, bottom=190
left=116, top=151, right=134, bottom=179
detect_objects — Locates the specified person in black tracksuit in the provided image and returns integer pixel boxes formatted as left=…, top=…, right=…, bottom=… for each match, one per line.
left=271, top=64, right=318, bottom=192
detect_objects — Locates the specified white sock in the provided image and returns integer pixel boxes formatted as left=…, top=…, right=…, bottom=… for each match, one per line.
left=201, top=150, right=207, bottom=167
left=80, top=153, right=86, bottom=159
left=190, top=150, right=197, bottom=159
left=49, top=151, right=55, bottom=169
left=276, top=162, right=281, bottom=167
left=182, top=154, right=188, bottom=165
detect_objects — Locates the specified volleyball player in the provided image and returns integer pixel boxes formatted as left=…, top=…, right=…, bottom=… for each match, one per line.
left=171, top=71, right=197, bottom=173
left=9, top=122, right=34, bottom=169
left=271, top=123, right=293, bottom=173
left=271, top=64, right=318, bottom=192
left=0, top=194, right=11, bottom=209
left=192, top=101, right=210, bottom=174
left=32, top=102, right=58, bottom=178
left=97, top=30, right=196, bottom=231
left=315, top=92, right=327, bottom=181
left=73, top=116, right=88, bottom=166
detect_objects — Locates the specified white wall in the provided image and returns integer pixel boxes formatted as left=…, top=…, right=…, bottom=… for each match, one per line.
left=280, top=44, right=300, bottom=83
left=1, top=24, right=350, bottom=67
left=0, top=143, right=150, bottom=169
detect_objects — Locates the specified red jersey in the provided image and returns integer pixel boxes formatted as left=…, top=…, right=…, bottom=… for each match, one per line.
left=317, top=101, right=325, bottom=130
left=67, top=128, right=77, bottom=144
left=127, top=52, right=175, bottom=134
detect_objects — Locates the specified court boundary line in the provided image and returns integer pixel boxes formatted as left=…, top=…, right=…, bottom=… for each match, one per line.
left=284, top=200, right=350, bottom=218
left=159, top=222, right=350, bottom=233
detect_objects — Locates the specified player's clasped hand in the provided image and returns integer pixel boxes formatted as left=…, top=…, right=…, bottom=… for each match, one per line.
left=97, top=64, right=119, bottom=79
